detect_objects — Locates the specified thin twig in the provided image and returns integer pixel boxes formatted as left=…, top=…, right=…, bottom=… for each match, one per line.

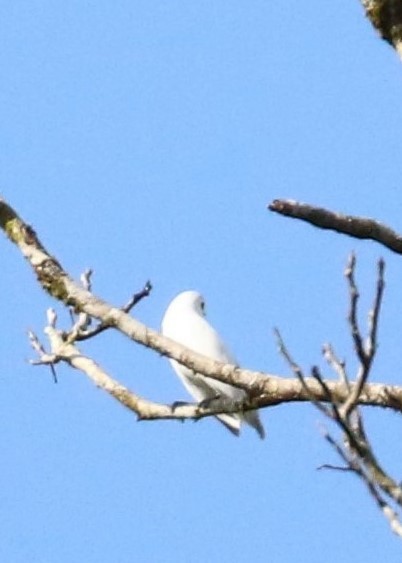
left=342, top=257, right=386, bottom=418
left=122, top=280, right=153, bottom=312
left=345, top=253, right=366, bottom=366
left=366, top=258, right=385, bottom=358
left=28, top=329, right=58, bottom=383
left=322, top=343, right=349, bottom=388
left=75, top=280, right=153, bottom=341
left=321, top=422, right=402, bottom=537
left=312, top=367, right=363, bottom=450
left=275, top=329, right=333, bottom=417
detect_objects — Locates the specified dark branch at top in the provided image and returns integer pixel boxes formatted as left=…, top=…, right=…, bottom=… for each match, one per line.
left=268, top=199, right=402, bottom=255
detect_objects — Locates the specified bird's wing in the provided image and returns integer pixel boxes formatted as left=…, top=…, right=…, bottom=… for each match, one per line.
left=170, top=359, right=219, bottom=402
left=169, top=359, right=243, bottom=436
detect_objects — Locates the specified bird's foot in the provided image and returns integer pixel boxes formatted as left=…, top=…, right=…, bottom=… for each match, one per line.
left=171, top=400, right=192, bottom=412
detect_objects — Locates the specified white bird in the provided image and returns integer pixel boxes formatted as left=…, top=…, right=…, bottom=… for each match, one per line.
left=161, top=290, right=265, bottom=438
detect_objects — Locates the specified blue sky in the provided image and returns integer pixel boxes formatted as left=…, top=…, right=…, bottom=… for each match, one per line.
left=1, top=2, right=402, bottom=561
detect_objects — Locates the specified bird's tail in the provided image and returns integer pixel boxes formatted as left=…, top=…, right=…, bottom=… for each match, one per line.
left=244, top=410, right=265, bottom=439
left=216, top=413, right=242, bottom=436
left=216, top=410, right=265, bottom=439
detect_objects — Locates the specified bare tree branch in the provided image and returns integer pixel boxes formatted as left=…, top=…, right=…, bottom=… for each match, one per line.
left=342, top=256, right=385, bottom=419
left=268, top=199, right=402, bottom=255
left=29, top=309, right=259, bottom=424
left=277, top=254, right=402, bottom=537
left=2, top=196, right=402, bottom=415
left=0, top=197, right=267, bottom=395
left=4, top=197, right=402, bottom=537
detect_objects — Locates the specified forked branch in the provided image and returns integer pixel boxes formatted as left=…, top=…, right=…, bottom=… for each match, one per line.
left=277, top=255, right=402, bottom=537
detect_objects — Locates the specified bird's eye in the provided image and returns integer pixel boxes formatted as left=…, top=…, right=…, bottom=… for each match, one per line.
left=200, top=300, right=206, bottom=314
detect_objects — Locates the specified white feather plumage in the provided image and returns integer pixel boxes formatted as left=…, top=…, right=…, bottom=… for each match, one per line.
left=161, top=290, right=265, bottom=438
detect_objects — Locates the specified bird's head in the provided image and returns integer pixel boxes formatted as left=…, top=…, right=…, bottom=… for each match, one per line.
left=166, top=290, right=206, bottom=317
